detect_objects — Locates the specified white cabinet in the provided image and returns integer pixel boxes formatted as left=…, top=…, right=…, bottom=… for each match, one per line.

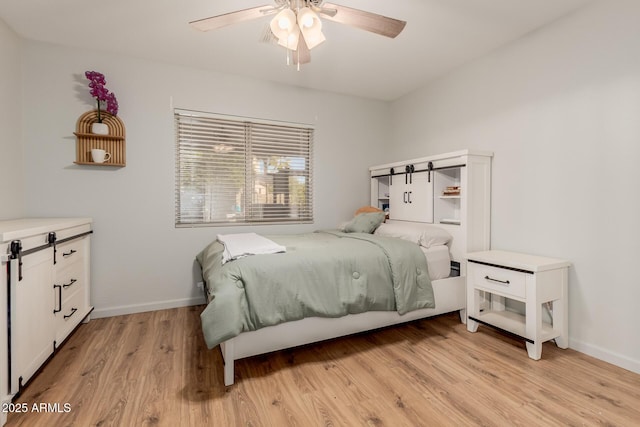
left=0, top=218, right=93, bottom=409
left=466, top=250, right=570, bottom=360
left=370, top=150, right=492, bottom=264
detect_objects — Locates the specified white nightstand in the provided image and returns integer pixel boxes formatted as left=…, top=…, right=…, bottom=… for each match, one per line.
left=466, top=250, right=570, bottom=360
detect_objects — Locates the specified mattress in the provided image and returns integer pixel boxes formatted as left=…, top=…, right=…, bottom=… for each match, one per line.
left=198, top=230, right=436, bottom=349
left=421, top=245, right=451, bottom=280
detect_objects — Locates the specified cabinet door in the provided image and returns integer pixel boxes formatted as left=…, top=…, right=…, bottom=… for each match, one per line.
left=389, top=175, right=409, bottom=220
left=11, top=249, right=55, bottom=393
left=405, top=171, right=434, bottom=222
left=389, top=171, right=433, bottom=222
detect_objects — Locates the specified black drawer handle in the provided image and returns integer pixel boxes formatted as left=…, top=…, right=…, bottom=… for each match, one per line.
left=484, top=275, right=510, bottom=285
left=64, top=308, right=78, bottom=320
left=62, top=279, right=77, bottom=289
left=63, top=249, right=77, bottom=257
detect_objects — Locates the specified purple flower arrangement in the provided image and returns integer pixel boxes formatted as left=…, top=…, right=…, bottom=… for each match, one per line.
left=85, top=71, right=119, bottom=123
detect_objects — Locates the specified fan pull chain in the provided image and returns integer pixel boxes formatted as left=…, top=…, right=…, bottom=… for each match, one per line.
left=296, top=1, right=301, bottom=71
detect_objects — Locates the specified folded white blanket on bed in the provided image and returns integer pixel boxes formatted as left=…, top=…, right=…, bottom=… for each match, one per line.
left=218, top=232, right=286, bottom=264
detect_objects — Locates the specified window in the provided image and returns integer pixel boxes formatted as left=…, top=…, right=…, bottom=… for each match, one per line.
left=175, top=109, right=313, bottom=226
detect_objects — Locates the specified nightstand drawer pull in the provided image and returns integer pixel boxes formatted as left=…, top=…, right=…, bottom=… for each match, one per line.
left=485, top=275, right=510, bottom=285
left=62, top=249, right=77, bottom=257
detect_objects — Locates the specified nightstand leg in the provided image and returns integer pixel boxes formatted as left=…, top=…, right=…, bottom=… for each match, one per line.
left=466, top=288, right=480, bottom=332
left=467, top=317, right=479, bottom=332
left=459, top=308, right=467, bottom=324
left=526, top=341, right=542, bottom=360
left=553, top=299, right=569, bottom=349
left=525, top=298, right=543, bottom=360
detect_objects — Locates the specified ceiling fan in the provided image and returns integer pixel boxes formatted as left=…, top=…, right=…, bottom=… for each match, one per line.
left=189, top=0, right=406, bottom=67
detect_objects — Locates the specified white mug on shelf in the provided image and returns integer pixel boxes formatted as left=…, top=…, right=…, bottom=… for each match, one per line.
left=91, top=148, right=111, bottom=164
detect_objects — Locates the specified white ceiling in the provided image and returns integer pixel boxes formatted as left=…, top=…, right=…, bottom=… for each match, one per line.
left=0, top=0, right=592, bottom=101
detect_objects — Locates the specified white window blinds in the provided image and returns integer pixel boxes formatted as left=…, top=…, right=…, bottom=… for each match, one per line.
left=175, top=110, right=313, bottom=226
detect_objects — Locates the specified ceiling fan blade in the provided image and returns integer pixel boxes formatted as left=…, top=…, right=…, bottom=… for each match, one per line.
left=320, top=3, right=406, bottom=39
left=190, top=5, right=277, bottom=32
left=312, top=5, right=337, bottom=18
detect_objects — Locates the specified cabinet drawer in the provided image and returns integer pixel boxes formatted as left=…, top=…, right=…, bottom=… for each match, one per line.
left=54, top=285, right=87, bottom=343
left=471, top=264, right=527, bottom=299
left=56, top=238, right=85, bottom=269
left=55, top=262, right=83, bottom=304
left=54, top=282, right=85, bottom=317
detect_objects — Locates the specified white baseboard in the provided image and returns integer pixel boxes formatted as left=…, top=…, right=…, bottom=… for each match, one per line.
left=570, top=338, right=640, bottom=375
left=91, top=296, right=206, bottom=319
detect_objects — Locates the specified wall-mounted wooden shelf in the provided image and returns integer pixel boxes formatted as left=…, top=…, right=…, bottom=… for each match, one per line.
left=74, top=111, right=126, bottom=167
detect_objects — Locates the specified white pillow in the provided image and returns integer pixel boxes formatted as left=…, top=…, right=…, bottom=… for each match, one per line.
left=374, top=222, right=452, bottom=248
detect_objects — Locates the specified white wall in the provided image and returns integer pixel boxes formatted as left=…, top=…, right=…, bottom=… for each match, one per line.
left=0, top=18, right=23, bottom=219
left=391, top=0, right=640, bottom=373
left=20, top=41, right=391, bottom=317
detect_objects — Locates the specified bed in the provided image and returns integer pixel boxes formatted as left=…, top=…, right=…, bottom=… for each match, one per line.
left=197, top=218, right=467, bottom=386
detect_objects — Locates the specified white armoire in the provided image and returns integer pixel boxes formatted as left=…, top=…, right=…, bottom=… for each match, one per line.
left=370, top=150, right=492, bottom=267
left=0, top=218, right=93, bottom=424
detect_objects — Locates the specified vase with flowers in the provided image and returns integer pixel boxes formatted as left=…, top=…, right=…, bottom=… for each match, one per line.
left=85, top=71, right=119, bottom=135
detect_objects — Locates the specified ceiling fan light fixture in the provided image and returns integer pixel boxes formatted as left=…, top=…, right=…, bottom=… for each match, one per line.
left=300, top=25, right=325, bottom=50
left=270, top=8, right=296, bottom=39
left=277, top=24, right=300, bottom=51
left=296, top=7, right=318, bottom=29
left=297, top=7, right=325, bottom=50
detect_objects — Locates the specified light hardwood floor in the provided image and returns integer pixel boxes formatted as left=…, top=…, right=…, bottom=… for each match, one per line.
left=6, top=306, right=640, bottom=426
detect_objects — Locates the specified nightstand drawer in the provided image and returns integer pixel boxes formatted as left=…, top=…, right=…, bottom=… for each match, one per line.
left=471, top=264, right=527, bottom=299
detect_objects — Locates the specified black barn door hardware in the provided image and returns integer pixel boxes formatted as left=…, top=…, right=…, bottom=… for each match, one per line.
left=8, top=230, right=92, bottom=280
left=404, top=164, right=415, bottom=184
left=48, top=232, right=57, bottom=264
left=10, top=241, right=23, bottom=281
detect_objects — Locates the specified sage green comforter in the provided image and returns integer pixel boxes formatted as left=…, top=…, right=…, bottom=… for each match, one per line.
left=197, top=230, right=435, bottom=349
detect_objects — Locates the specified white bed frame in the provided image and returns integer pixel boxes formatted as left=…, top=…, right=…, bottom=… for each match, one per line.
left=219, top=275, right=466, bottom=386
left=215, top=150, right=492, bottom=386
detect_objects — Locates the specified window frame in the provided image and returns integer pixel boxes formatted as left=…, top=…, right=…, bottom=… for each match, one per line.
left=174, top=109, right=314, bottom=227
